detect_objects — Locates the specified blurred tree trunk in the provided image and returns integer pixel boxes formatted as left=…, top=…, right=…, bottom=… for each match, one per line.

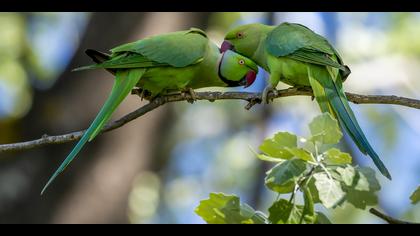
left=0, top=12, right=149, bottom=223
left=0, top=12, right=210, bottom=223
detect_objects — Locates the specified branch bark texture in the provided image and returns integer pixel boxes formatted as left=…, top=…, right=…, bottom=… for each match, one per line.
left=1, top=87, right=419, bottom=153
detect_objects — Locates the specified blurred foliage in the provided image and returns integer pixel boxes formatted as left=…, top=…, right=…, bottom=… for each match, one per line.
left=364, top=108, right=398, bottom=150
left=388, top=13, right=420, bottom=55
left=207, top=12, right=242, bottom=33
left=410, top=186, right=420, bottom=205
left=27, top=12, right=89, bottom=88
left=0, top=12, right=88, bottom=122
left=128, top=171, right=161, bottom=223
left=0, top=13, right=32, bottom=120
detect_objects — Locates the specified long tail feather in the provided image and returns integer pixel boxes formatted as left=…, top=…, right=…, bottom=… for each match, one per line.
left=72, top=64, right=102, bottom=72
left=308, top=72, right=334, bottom=114
left=321, top=74, right=391, bottom=179
left=41, top=68, right=144, bottom=194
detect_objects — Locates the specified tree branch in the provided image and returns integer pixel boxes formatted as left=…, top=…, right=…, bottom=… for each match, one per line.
left=369, top=208, right=418, bottom=224
left=1, top=87, right=419, bottom=153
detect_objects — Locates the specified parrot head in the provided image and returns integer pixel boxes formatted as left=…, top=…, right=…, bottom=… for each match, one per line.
left=218, top=50, right=259, bottom=88
left=221, top=23, right=269, bottom=58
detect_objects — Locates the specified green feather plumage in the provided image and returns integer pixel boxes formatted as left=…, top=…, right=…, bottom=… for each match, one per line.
left=224, top=22, right=391, bottom=179
left=110, top=28, right=208, bottom=67
left=271, top=23, right=391, bottom=179
left=41, top=28, right=260, bottom=194
left=42, top=29, right=210, bottom=194
left=310, top=66, right=391, bottom=179
left=266, top=23, right=350, bottom=79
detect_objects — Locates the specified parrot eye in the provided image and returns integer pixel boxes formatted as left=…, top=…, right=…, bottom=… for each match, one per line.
left=238, top=59, right=245, bottom=65
left=236, top=32, right=244, bottom=39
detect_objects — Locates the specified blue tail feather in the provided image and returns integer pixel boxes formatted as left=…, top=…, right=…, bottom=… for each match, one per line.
left=325, top=81, right=391, bottom=180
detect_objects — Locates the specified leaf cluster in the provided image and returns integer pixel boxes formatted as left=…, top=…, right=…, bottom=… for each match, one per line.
left=195, top=113, right=382, bottom=224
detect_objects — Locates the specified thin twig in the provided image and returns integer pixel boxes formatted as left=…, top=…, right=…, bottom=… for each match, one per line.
left=369, top=208, right=418, bottom=224
left=0, top=87, right=419, bottom=153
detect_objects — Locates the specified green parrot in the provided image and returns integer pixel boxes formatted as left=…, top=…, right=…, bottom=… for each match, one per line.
left=220, top=22, right=391, bottom=179
left=41, top=28, right=259, bottom=194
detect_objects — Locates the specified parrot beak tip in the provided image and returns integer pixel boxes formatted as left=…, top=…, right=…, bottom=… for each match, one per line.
left=220, top=41, right=234, bottom=53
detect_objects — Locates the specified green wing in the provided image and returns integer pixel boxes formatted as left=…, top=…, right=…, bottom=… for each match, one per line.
left=266, top=23, right=333, bottom=56
left=74, top=28, right=208, bottom=72
left=266, top=23, right=350, bottom=77
left=308, top=68, right=334, bottom=115
left=110, top=28, right=208, bottom=68
left=288, top=50, right=347, bottom=70
left=73, top=53, right=166, bottom=71
left=44, top=28, right=210, bottom=194
left=41, top=68, right=145, bottom=194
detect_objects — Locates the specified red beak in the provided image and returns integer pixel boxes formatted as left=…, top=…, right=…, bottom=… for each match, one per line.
left=244, top=70, right=257, bottom=88
left=220, top=41, right=233, bottom=53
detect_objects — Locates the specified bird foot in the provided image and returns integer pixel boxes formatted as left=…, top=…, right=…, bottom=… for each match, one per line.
left=262, top=85, right=278, bottom=104
left=133, top=88, right=152, bottom=101
left=181, top=88, right=197, bottom=104
left=139, top=89, right=146, bottom=101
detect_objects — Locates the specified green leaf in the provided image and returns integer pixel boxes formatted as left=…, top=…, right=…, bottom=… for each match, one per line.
left=313, top=172, right=345, bottom=208
left=240, top=203, right=268, bottom=224
left=268, top=199, right=314, bottom=224
left=315, top=212, right=332, bottom=224
left=265, top=159, right=307, bottom=193
left=336, top=165, right=356, bottom=186
left=255, top=154, right=284, bottom=162
left=195, top=193, right=267, bottom=224
left=329, top=168, right=343, bottom=181
left=354, top=167, right=381, bottom=192
left=410, top=186, right=420, bottom=204
left=250, top=146, right=285, bottom=163
left=254, top=152, right=285, bottom=163
left=309, top=113, right=343, bottom=145
left=259, top=132, right=297, bottom=159
left=285, top=147, right=316, bottom=162
left=344, top=189, right=378, bottom=210
left=268, top=199, right=298, bottom=224
left=323, top=148, right=352, bottom=165
left=338, top=167, right=381, bottom=210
